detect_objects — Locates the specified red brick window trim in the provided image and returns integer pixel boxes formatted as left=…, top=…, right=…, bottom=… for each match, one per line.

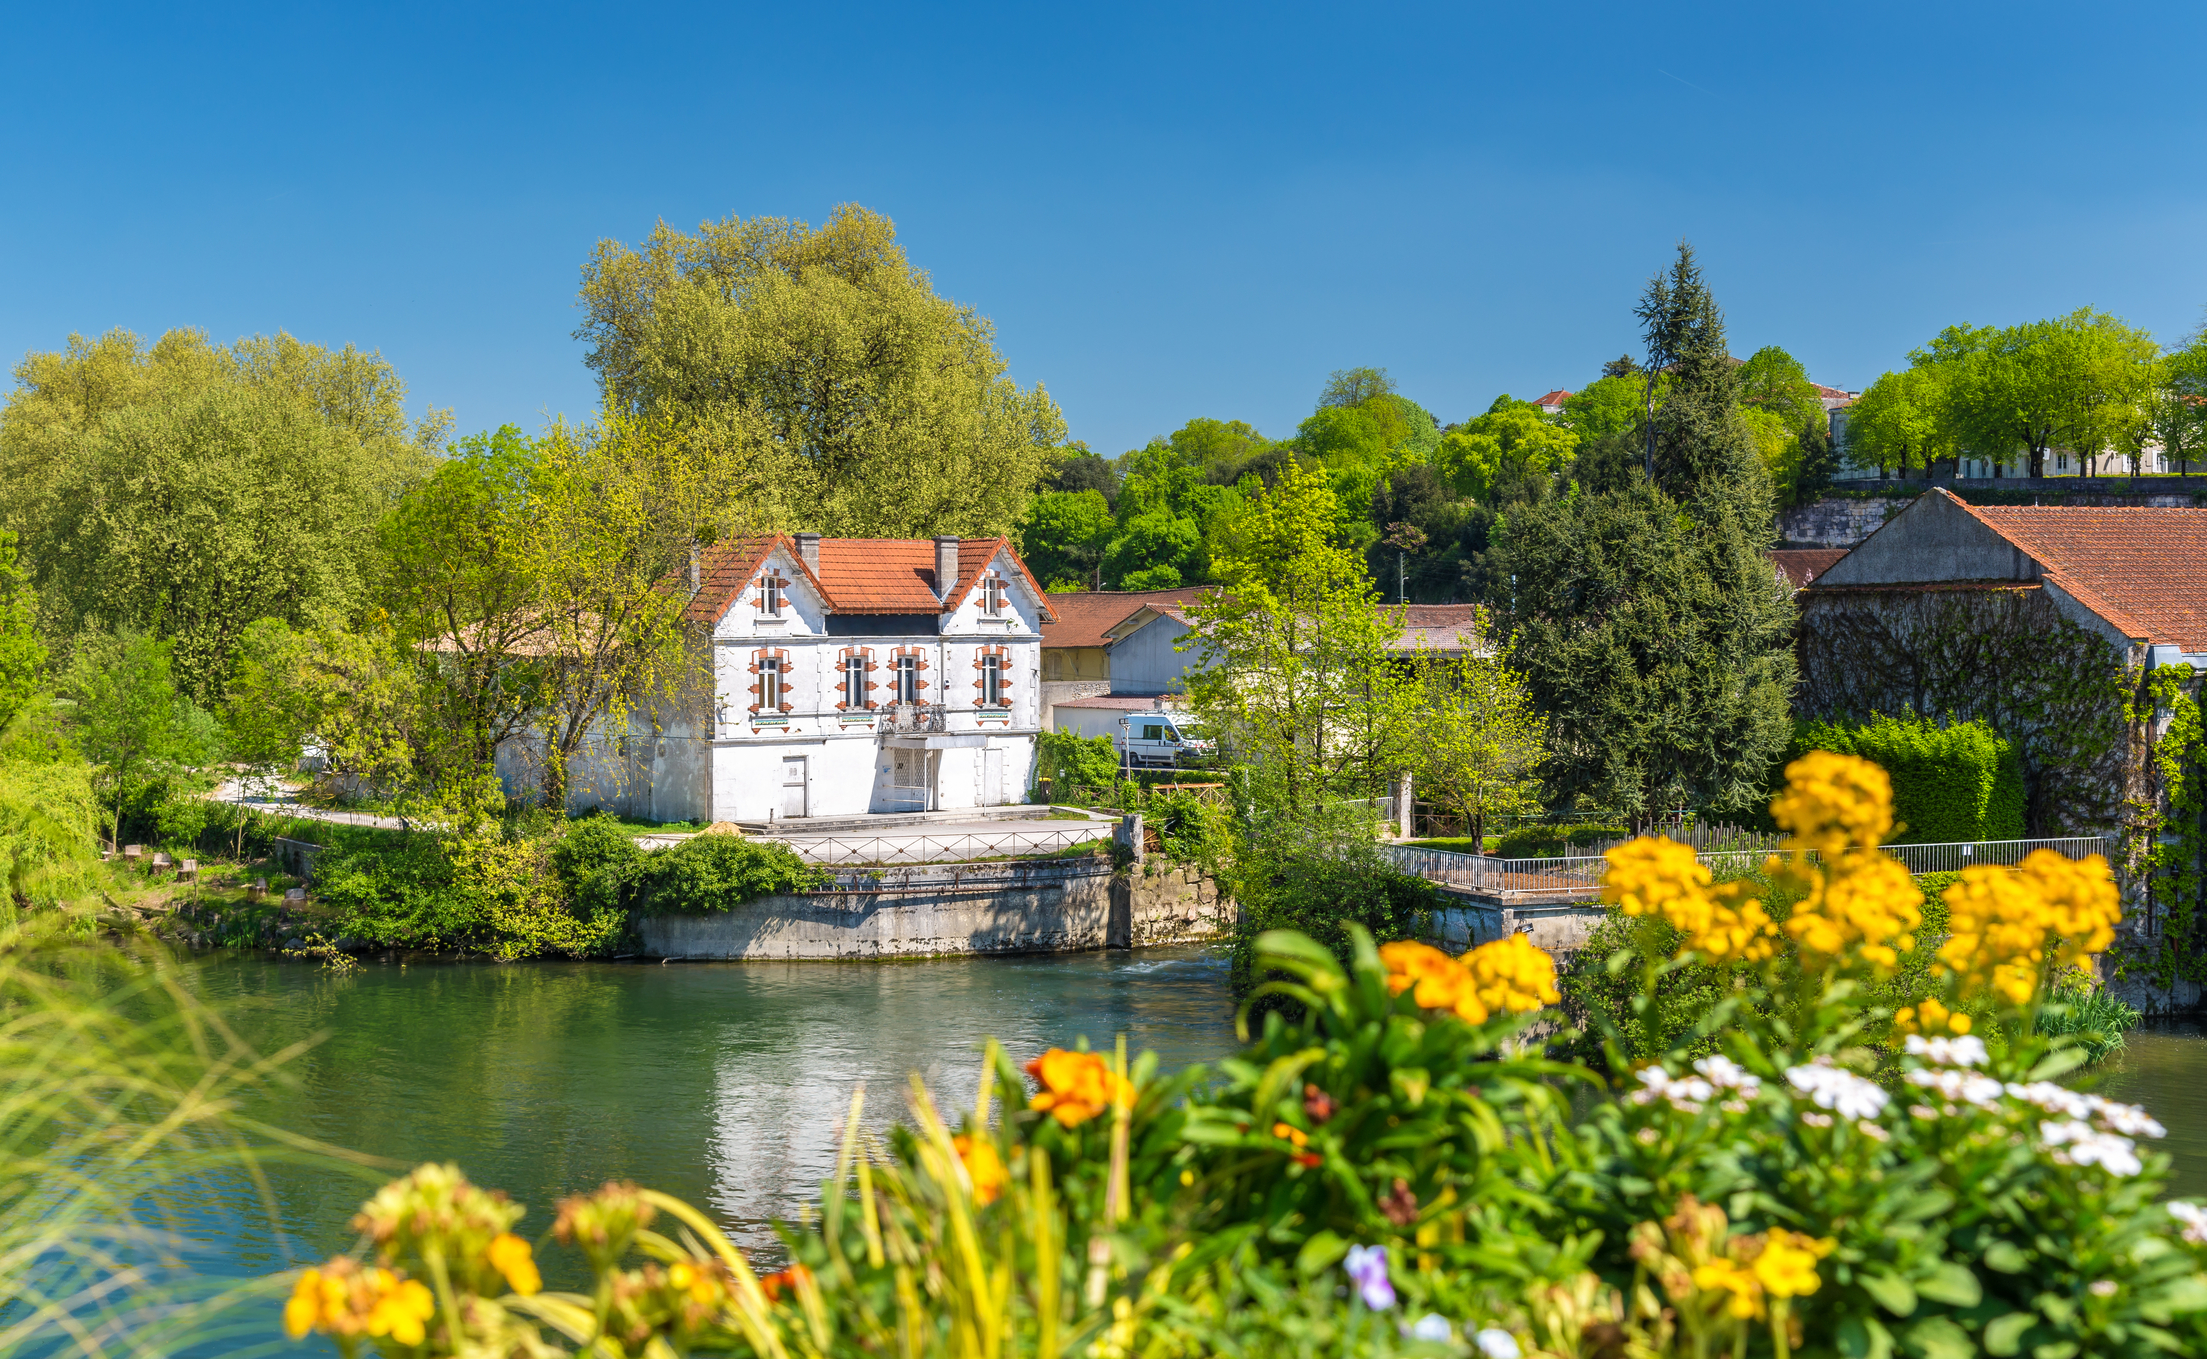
left=981, top=570, right=1007, bottom=616
left=889, top=646, right=930, bottom=706
left=756, top=570, right=787, bottom=618
left=747, top=648, right=795, bottom=717
left=972, top=644, right=1014, bottom=713
left=836, top=648, right=879, bottom=711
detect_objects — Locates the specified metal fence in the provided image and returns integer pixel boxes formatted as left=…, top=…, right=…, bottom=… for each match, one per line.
left=770, top=823, right=1113, bottom=866
left=1383, top=834, right=2115, bottom=898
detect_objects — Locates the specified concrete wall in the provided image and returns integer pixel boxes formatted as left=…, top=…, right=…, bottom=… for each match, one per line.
left=1428, top=899, right=1609, bottom=957
left=1778, top=496, right=1913, bottom=548
left=636, top=859, right=1232, bottom=959
left=1108, top=615, right=1205, bottom=696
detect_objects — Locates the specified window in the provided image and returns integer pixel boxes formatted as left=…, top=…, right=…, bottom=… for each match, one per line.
left=2057, top=453, right=2068, bottom=471
left=981, top=654, right=1004, bottom=707
left=844, top=653, right=869, bottom=708
left=894, top=654, right=919, bottom=705
left=982, top=573, right=1006, bottom=615
left=1142, top=723, right=1167, bottom=742
left=762, top=574, right=785, bottom=617
left=760, top=656, right=785, bottom=709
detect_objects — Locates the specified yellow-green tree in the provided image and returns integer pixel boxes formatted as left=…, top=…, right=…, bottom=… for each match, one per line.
left=0, top=329, right=445, bottom=701
left=1410, top=638, right=1545, bottom=844
left=1184, top=458, right=1414, bottom=813
left=1434, top=397, right=1579, bottom=501
left=576, top=204, right=1065, bottom=538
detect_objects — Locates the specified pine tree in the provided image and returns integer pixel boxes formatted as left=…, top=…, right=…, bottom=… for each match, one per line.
left=1498, top=243, right=1797, bottom=823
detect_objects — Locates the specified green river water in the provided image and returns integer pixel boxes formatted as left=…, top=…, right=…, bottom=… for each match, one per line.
left=169, top=952, right=2207, bottom=1300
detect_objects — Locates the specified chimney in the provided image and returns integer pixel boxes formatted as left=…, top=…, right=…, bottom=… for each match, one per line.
left=687, top=541, right=700, bottom=597
left=934, top=535, right=960, bottom=604
left=795, top=532, right=821, bottom=575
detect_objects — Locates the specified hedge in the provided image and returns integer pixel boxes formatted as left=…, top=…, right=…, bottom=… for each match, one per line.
left=1794, top=712, right=2024, bottom=843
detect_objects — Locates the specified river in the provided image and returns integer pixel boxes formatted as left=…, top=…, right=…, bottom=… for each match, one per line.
left=177, top=953, right=2207, bottom=1290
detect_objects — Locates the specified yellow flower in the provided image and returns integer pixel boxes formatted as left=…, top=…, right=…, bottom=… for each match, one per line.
left=668, top=1258, right=727, bottom=1308
left=283, top=1267, right=335, bottom=1339
left=1936, top=853, right=2119, bottom=1008
left=2016, top=850, right=2121, bottom=967
left=1025, top=1049, right=1134, bottom=1128
left=1378, top=940, right=1489, bottom=1023
left=364, top=1271, right=435, bottom=1347
left=1601, top=837, right=1780, bottom=964
left=1786, top=850, right=1921, bottom=972
left=952, top=1134, right=1007, bottom=1205
left=1462, top=933, right=1561, bottom=1013
left=1691, top=1257, right=1765, bottom=1319
left=487, top=1231, right=541, bottom=1296
left=1750, top=1230, right=1835, bottom=1300
left=1893, top=997, right=1970, bottom=1036
left=1769, top=751, right=1892, bottom=853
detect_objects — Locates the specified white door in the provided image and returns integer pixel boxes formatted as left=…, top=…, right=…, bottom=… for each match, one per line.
left=982, top=748, right=1005, bottom=807
left=781, top=756, right=807, bottom=819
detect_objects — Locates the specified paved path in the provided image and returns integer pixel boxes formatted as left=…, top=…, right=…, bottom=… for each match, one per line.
left=208, top=780, right=410, bottom=831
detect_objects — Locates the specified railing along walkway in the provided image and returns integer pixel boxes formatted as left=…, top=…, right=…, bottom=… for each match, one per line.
left=1383, top=834, right=2115, bottom=899
left=773, top=824, right=1112, bottom=866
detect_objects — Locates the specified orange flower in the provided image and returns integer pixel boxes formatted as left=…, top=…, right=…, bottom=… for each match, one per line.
left=486, top=1232, right=541, bottom=1296
left=759, top=1263, right=812, bottom=1302
left=1025, top=1048, right=1134, bottom=1128
left=1271, top=1121, right=1309, bottom=1148
left=1378, top=940, right=1490, bottom=1023
left=952, top=1134, right=1007, bottom=1205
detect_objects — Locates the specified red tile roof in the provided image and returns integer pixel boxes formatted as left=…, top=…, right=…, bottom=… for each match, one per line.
left=1951, top=495, right=2207, bottom=650
left=1768, top=548, right=1849, bottom=589
left=1388, top=604, right=1487, bottom=652
left=684, top=534, right=1054, bottom=624
left=1041, top=588, right=1209, bottom=649
left=1534, top=389, right=1572, bottom=408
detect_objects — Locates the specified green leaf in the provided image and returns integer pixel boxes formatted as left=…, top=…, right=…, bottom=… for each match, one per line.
left=2028, top=1343, right=2077, bottom=1359
left=1892, top=1190, right=1957, bottom=1223
left=1904, top=1315, right=1976, bottom=1359
left=1862, top=1270, right=1919, bottom=1317
left=1295, top=1231, right=1347, bottom=1277
left=2024, top=1046, right=2088, bottom=1084
left=1981, top=1242, right=2028, bottom=1274
left=1390, top=1068, right=1431, bottom=1106
left=1838, top=1315, right=1895, bottom=1359
left=1982, top=1314, right=2035, bottom=1357
left=1917, top=1262, right=1983, bottom=1308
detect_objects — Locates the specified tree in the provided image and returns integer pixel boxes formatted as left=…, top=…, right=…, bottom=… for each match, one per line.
left=2157, top=324, right=2207, bottom=475
left=1740, top=407, right=1804, bottom=507
left=1409, top=638, right=1544, bottom=845
left=65, top=631, right=181, bottom=849
left=1017, top=489, right=1114, bottom=589
left=0, top=532, right=40, bottom=734
left=575, top=204, right=1065, bottom=538
left=1184, top=458, right=1413, bottom=814
left=1167, top=417, right=1272, bottom=474
left=1433, top=396, right=1579, bottom=501
left=1844, top=368, right=1953, bottom=478
left=1048, top=444, right=1120, bottom=504
left=1318, top=367, right=1397, bottom=408
left=1736, top=345, right=1837, bottom=503
left=1931, top=310, right=2160, bottom=478
left=0, top=329, right=444, bottom=702
left=1561, top=374, right=1652, bottom=441
left=1632, top=243, right=1770, bottom=515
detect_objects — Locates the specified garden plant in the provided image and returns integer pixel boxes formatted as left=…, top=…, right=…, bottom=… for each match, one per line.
left=267, top=753, right=2207, bottom=1359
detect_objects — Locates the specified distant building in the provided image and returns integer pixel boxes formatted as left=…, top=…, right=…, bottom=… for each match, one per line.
left=1533, top=389, right=1572, bottom=417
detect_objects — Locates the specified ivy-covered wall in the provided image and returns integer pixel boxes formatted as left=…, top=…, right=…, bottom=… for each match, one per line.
left=1795, top=586, right=2143, bottom=836
left=2122, top=669, right=2207, bottom=994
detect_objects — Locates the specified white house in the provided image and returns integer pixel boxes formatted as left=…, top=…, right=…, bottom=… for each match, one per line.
left=507, top=532, right=1056, bottom=823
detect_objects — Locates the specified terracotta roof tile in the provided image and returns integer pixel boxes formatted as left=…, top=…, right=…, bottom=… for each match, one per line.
left=1768, top=548, right=1849, bottom=589
left=1389, top=604, right=1487, bottom=652
left=1949, top=497, right=2207, bottom=650
left=683, top=534, right=1052, bottom=622
left=1534, top=389, right=1572, bottom=408
left=1040, top=589, right=1209, bottom=648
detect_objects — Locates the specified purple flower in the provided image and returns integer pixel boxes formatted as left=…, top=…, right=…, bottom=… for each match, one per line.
left=1344, top=1244, right=1394, bottom=1310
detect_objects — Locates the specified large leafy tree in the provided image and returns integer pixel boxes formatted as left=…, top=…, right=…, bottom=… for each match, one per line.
left=64, top=631, right=184, bottom=849
left=1844, top=367, right=1954, bottom=478
left=1433, top=396, right=1578, bottom=501
left=1016, top=489, right=1115, bottom=590
left=1924, top=309, right=2161, bottom=478
left=1408, top=638, right=1544, bottom=845
left=1735, top=345, right=1837, bottom=504
left=0, top=532, right=40, bottom=734
left=0, top=329, right=443, bottom=702
left=1500, top=243, right=1796, bottom=823
left=576, top=204, right=1065, bottom=538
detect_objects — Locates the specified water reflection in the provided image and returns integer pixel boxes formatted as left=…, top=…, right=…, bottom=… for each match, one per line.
left=2096, top=1021, right=2207, bottom=1198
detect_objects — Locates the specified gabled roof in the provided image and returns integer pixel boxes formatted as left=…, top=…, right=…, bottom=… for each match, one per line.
left=1041, top=588, right=1209, bottom=649
left=683, top=534, right=1055, bottom=624
left=1386, top=604, right=1487, bottom=653
left=1810, top=488, right=2207, bottom=651
left=1534, top=389, right=1572, bottom=409
left=1961, top=500, right=2207, bottom=651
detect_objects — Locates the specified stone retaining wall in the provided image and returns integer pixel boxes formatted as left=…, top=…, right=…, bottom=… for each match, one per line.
left=637, top=858, right=1232, bottom=960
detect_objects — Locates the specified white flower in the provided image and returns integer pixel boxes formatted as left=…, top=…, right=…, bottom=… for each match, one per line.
left=1473, top=1328, right=1522, bottom=1359
left=1857, top=1120, right=1890, bottom=1141
left=2039, top=1119, right=2143, bottom=1177
left=1909, top=1104, right=1940, bottom=1120
left=1405, top=1314, right=1454, bottom=1342
left=1630, top=1066, right=1714, bottom=1114
left=2094, top=1100, right=2168, bottom=1140
left=2167, top=1201, right=2207, bottom=1245
left=1693, top=1055, right=1763, bottom=1096
left=1904, top=1034, right=1989, bottom=1068
left=2006, top=1084, right=2166, bottom=1139
left=1905, top=1068, right=2003, bottom=1107
left=2089, top=1280, right=2118, bottom=1298
left=1786, top=1061, right=1890, bottom=1120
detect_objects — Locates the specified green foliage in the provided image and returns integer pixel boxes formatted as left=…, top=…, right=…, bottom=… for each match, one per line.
left=2034, top=970, right=2142, bottom=1064
left=0, top=530, right=41, bottom=734
left=63, top=630, right=190, bottom=849
left=550, top=813, right=651, bottom=917
left=1491, top=823, right=1627, bottom=859
left=1561, top=373, right=1651, bottom=441
left=2122, top=668, right=2207, bottom=987
left=1036, top=730, right=1120, bottom=794
left=0, top=745, right=100, bottom=913
left=640, top=832, right=828, bottom=916
left=1016, top=488, right=1113, bottom=590
left=1916, top=308, right=2162, bottom=479
left=1794, top=713, right=2026, bottom=843
left=1433, top=396, right=1578, bottom=501
left=1230, top=837, right=1435, bottom=997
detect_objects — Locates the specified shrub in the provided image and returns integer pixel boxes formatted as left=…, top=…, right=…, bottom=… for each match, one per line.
left=550, top=813, right=649, bottom=917
left=1794, top=712, right=2025, bottom=842
left=639, top=833, right=826, bottom=916
left=1492, top=822, right=1626, bottom=858
left=1036, top=729, right=1119, bottom=794
left=1230, top=840, right=1435, bottom=998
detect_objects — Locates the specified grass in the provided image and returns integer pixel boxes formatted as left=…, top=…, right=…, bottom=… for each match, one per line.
left=2036, top=970, right=2143, bottom=1063
left=1404, top=836, right=1497, bottom=854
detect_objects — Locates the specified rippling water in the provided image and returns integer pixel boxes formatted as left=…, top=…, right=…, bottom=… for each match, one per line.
left=2094, top=1020, right=2207, bottom=1197
left=189, top=947, right=1240, bottom=1282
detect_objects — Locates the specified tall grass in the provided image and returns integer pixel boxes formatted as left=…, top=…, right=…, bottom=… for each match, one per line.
left=0, top=919, right=374, bottom=1356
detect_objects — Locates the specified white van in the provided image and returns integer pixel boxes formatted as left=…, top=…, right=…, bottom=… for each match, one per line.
left=1116, top=712, right=1213, bottom=770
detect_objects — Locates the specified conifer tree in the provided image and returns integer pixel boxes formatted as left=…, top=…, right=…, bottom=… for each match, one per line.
left=1498, top=243, right=1796, bottom=823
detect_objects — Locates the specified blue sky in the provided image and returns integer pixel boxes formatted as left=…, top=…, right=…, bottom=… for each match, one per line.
left=5, top=2, right=2204, bottom=457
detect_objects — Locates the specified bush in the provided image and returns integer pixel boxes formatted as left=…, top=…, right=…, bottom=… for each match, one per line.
left=1230, top=840, right=1435, bottom=999
left=1492, top=822, right=1626, bottom=858
left=639, top=832, right=826, bottom=916
left=1036, top=729, right=1120, bottom=794
left=1794, top=712, right=2025, bottom=842
left=550, top=814, right=649, bottom=917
